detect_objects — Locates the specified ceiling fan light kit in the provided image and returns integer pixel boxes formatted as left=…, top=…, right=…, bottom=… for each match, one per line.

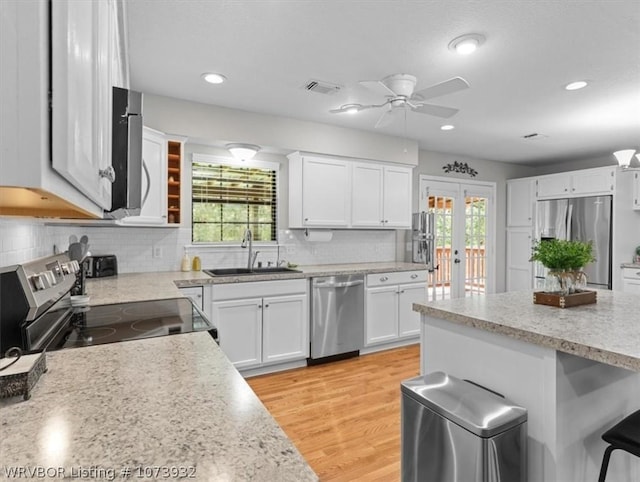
left=613, top=149, right=636, bottom=168
left=441, top=124, right=455, bottom=131
left=226, top=143, right=261, bottom=160
left=448, top=33, right=485, bottom=55
left=565, top=80, right=588, bottom=91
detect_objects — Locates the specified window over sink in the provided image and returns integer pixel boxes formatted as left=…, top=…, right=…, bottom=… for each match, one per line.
left=191, top=156, right=278, bottom=243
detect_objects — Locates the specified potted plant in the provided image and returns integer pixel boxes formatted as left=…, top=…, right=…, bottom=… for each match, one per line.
left=530, top=239, right=595, bottom=294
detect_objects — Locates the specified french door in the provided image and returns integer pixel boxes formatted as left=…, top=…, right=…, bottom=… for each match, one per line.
left=419, top=177, right=495, bottom=300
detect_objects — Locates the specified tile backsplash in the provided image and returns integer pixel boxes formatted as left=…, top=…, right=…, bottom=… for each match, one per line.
left=1, top=219, right=398, bottom=272
left=0, top=219, right=50, bottom=266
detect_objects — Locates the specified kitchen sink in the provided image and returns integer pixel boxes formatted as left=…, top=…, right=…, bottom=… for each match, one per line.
left=204, top=267, right=301, bottom=276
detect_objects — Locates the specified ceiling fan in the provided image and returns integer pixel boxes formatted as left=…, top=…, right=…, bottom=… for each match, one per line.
left=330, top=74, right=470, bottom=128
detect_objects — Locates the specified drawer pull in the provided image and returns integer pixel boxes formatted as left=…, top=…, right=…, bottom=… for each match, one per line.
left=410, top=274, right=418, bottom=279
left=380, top=276, right=388, bottom=282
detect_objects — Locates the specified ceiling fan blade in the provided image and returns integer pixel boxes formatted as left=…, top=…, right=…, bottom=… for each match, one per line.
left=412, top=103, right=459, bottom=118
left=329, top=107, right=349, bottom=114
left=411, top=77, right=469, bottom=101
left=359, top=80, right=397, bottom=97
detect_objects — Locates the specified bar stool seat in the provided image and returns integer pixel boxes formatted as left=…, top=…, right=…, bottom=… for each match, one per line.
left=598, top=409, right=640, bottom=482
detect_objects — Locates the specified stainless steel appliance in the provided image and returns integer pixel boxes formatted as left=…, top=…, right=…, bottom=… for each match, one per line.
left=86, top=254, right=118, bottom=278
left=309, top=274, right=364, bottom=363
left=105, top=86, right=144, bottom=219
left=411, top=211, right=436, bottom=271
left=535, top=195, right=612, bottom=289
left=0, top=253, right=216, bottom=357
left=401, top=372, right=527, bottom=482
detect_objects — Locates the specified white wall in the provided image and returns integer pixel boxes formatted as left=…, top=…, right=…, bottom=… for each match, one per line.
left=143, top=93, right=419, bottom=166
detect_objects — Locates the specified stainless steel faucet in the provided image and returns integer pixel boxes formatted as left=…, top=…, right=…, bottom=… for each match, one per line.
left=241, top=228, right=255, bottom=270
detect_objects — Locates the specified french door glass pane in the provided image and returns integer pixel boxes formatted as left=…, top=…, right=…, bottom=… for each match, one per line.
left=428, top=194, right=454, bottom=301
left=464, top=196, right=488, bottom=297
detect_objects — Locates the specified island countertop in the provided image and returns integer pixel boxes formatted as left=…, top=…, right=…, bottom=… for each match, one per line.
left=413, top=289, right=640, bottom=372
left=0, top=332, right=317, bottom=481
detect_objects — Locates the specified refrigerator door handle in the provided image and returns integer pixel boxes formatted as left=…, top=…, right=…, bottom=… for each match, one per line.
left=566, top=202, right=573, bottom=240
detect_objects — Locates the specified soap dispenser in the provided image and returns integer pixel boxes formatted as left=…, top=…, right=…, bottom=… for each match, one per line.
left=181, top=248, right=191, bottom=272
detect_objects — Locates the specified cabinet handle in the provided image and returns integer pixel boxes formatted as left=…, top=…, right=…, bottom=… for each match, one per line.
left=400, top=290, right=405, bottom=294
left=304, top=218, right=309, bottom=222
left=99, top=166, right=116, bottom=183
left=258, top=304, right=262, bottom=309
left=264, top=304, right=269, bottom=308
left=636, top=272, right=640, bottom=276
left=410, top=274, right=418, bottom=279
left=380, top=276, right=388, bottom=282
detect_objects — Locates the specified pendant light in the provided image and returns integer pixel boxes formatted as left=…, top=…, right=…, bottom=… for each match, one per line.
left=613, top=149, right=636, bottom=168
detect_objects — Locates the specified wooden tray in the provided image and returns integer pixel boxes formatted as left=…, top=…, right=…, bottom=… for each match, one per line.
left=533, top=290, right=597, bottom=308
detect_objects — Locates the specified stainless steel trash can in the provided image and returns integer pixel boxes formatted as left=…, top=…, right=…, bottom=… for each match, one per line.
left=401, top=371, right=527, bottom=482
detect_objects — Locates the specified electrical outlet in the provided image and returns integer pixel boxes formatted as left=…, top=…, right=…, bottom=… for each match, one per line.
left=153, top=247, right=163, bottom=258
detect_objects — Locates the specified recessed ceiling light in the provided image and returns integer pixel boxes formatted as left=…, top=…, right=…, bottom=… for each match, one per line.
left=201, top=73, right=227, bottom=84
left=440, top=124, right=455, bottom=131
left=565, top=80, right=588, bottom=91
left=448, top=33, right=486, bottom=55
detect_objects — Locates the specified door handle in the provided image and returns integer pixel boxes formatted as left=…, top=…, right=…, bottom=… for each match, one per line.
left=141, top=158, right=151, bottom=206
left=454, top=258, right=461, bottom=264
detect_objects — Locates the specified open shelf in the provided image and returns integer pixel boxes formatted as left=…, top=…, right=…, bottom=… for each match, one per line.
left=167, top=141, right=181, bottom=224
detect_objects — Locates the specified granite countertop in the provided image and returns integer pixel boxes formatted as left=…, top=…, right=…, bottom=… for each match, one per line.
left=414, top=290, right=640, bottom=372
left=87, top=262, right=427, bottom=305
left=0, top=332, right=317, bottom=481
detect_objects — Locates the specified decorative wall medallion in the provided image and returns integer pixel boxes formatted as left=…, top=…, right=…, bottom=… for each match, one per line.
left=442, top=161, right=478, bottom=177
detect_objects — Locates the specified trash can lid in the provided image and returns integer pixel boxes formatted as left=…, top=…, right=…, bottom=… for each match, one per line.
left=401, top=371, right=527, bottom=438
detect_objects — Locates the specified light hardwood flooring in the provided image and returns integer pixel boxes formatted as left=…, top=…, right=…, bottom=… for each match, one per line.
left=247, top=344, right=420, bottom=481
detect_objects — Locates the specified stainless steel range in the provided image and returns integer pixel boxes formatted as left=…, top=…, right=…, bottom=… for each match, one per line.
left=0, top=253, right=217, bottom=358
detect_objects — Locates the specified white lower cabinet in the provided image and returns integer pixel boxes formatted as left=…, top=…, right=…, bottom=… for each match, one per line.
left=211, top=280, right=308, bottom=371
left=622, top=268, right=640, bottom=294
left=365, top=271, right=426, bottom=348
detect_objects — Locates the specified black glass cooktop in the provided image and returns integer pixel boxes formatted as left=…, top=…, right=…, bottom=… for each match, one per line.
left=47, top=297, right=216, bottom=351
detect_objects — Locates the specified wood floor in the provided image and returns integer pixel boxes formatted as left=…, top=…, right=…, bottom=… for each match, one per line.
left=247, top=344, right=420, bottom=481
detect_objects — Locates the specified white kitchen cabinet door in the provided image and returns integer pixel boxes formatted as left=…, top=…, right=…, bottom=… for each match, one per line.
left=301, top=156, right=351, bottom=227
left=634, top=171, right=640, bottom=210
left=51, top=0, right=125, bottom=210
left=507, top=178, right=534, bottom=227
left=383, top=165, right=412, bottom=228
left=262, top=294, right=309, bottom=364
left=571, top=167, right=615, bottom=196
left=623, top=279, right=640, bottom=294
left=397, top=283, right=425, bottom=338
left=506, top=227, right=534, bottom=291
left=536, top=173, right=571, bottom=199
left=365, top=286, right=399, bottom=346
left=351, top=163, right=384, bottom=227
left=213, top=298, right=262, bottom=369
left=119, top=127, right=167, bottom=225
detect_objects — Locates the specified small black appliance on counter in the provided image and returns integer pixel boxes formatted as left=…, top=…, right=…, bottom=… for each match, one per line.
left=86, top=255, right=118, bottom=278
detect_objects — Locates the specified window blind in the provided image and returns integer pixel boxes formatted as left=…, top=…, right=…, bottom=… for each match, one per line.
left=192, top=161, right=277, bottom=243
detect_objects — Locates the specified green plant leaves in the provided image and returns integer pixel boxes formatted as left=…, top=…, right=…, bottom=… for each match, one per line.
left=530, top=239, right=595, bottom=270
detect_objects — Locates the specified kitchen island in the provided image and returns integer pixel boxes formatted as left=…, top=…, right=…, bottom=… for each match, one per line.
left=0, top=332, right=317, bottom=481
left=414, top=290, right=640, bottom=482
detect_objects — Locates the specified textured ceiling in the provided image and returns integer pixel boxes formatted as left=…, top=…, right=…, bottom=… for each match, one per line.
left=126, top=0, right=640, bottom=165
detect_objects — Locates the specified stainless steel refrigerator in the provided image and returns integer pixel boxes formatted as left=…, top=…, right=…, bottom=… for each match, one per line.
left=412, top=211, right=436, bottom=271
left=534, top=195, right=612, bottom=289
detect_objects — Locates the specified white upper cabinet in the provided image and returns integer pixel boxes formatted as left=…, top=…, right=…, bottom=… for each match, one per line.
left=119, top=127, right=168, bottom=225
left=288, top=152, right=412, bottom=229
left=352, top=162, right=384, bottom=227
left=382, top=165, right=412, bottom=228
left=536, top=167, right=615, bottom=200
left=51, top=0, right=128, bottom=210
left=289, top=153, right=350, bottom=228
left=633, top=171, right=640, bottom=211
left=507, top=178, right=534, bottom=227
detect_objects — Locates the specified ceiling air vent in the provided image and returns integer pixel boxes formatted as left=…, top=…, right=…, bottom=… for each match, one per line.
left=302, top=79, right=342, bottom=95
left=522, top=133, right=549, bottom=140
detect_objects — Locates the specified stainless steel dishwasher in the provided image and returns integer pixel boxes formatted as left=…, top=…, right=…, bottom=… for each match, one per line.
left=309, top=274, right=365, bottom=364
